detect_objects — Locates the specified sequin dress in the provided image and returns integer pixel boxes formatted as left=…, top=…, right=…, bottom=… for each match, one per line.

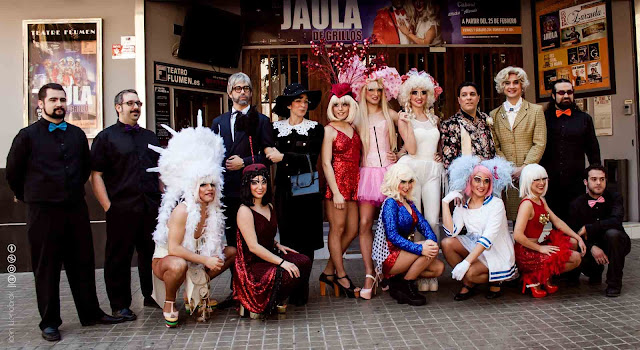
left=233, top=206, right=312, bottom=314
left=325, top=125, right=361, bottom=201
left=514, top=198, right=573, bottom=286
left=377, top=198, right=437, bottom=278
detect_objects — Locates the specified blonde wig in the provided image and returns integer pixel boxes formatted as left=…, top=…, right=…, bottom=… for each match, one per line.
left=519, top=163, right=549, bottom=198
left=380, top=163, right=416, bottom=202
left=326, top=94, right=359, bottom=124
left=356, top=79, right=397, bottom=159
left=494, top=66, right=530, bottom=94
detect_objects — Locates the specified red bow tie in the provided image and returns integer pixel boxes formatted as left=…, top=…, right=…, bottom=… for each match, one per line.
left=394, top=8, right=406, bottom=16
left=588, top=196, right=605, bottom=208
left=555, top=109, right=571, bottom=118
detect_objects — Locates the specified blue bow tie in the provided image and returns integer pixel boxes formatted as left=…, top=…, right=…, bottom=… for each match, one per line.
left=48, top=121, right=68, bottom=132
left=508, top=108, right=514, bottom=112
left=124, top=124, right=141, bottom=132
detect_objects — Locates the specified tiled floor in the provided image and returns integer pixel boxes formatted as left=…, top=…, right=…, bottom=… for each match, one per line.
left=1, top=241, right=639, bottom=349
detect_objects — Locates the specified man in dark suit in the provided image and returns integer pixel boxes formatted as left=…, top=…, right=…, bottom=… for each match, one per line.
left=211, top=72, right=274, bottom=248
left=6, top=83, right=123, bottom=342
left=540, top=79, right=600, bottom=222
left=568, top=164, right=630, bottom=297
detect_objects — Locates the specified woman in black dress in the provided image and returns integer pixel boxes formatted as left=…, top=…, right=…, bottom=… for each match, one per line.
left=266, top=83, right=324, bottom=305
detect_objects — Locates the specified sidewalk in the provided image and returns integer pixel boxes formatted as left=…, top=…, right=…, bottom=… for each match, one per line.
left=0, top=241, right=639, bottom=349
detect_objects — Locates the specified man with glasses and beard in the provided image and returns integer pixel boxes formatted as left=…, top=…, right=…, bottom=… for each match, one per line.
left=211, top=73, right=274, bottom=299
left=6, top=83, right=123, bottom=342
left=540, top=79, right=601, bottom=223
left=90, top=89, right=162, bottom=321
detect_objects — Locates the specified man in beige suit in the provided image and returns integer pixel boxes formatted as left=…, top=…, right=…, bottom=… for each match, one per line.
left=490, top=67, right=547, bottom=220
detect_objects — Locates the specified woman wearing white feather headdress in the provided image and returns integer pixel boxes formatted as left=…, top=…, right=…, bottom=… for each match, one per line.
left=396, top=68, right=444, bottom=292
left=440, top=156, right=517, bottom=301
left=149, top=112, right=236, bottom=327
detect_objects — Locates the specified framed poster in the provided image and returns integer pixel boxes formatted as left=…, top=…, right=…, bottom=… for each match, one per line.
left=532, top=0, right=615, bottom=100
left=23, top=19, right=103, bottom=138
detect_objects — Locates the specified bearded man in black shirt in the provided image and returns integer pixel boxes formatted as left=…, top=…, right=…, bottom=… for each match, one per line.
left=6, top=84, right=123, bottom=342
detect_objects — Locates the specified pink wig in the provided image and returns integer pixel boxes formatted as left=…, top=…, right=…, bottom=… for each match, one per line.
left=464, top=165, right=494, bottom=198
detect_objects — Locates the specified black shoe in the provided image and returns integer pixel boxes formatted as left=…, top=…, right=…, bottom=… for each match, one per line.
left=589, top=275, right=603, bottom=285
left=41, top=327, right=61, bottom=342
left=144, top=296, right=161, bottom=308
left=216, top=292, right=236, bottom=310
left=82, top=311, right=125, bottom=326
left=113, top=308, right=137, bottom=321
left=389, top=278, right=426, bottom=306
left=334, top=274, right=358, bottom=298
left=486, top=282, right=503, bottom=299
left=605, top=286, right=621, bottom=297
left=454, top=284, right=476, bottom=301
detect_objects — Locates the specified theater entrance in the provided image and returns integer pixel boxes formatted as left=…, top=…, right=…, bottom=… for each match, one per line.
left=173, top=88, right=224, bottom=130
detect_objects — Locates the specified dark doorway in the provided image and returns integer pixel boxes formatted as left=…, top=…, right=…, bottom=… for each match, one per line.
left=173, top=89, right=224, bottom=130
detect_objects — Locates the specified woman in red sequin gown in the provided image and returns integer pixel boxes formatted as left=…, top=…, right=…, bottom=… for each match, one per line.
left=234, top=164, right=311, bottom=315
left=513, top=164, right=586, bottom=297
left=319, top=84, right=362, bottom=298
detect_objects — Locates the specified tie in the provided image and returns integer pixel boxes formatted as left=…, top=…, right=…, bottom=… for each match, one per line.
left=588, top=196, right=605, bottom=208
left=124, top=124, right=141, bottom=132
left=48, top=121, right=68, bottom=132
left=555, top=109, right=572, bottom=118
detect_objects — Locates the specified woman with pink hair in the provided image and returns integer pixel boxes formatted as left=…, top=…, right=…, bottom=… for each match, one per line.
left=440, top=156, right=517, bottom=301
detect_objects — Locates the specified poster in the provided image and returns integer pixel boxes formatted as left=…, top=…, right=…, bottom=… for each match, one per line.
left=154, top=86, right=171, bottom=146
left=23, top=19, right=102, bottom=138
left=533, top=0, right=615, bottom=99
left=242, top=0, right=520, bottom=45
left=593, top=95, right=612, bottom=136
left=113, top=36, right=135, bottom=59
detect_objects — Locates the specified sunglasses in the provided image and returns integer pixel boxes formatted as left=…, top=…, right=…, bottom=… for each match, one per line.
left=555, top=90, right=574, bottom=96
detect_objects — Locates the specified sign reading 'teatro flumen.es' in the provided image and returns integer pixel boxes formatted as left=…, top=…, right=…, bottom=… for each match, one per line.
left=154, top=62, right=230, bottom=92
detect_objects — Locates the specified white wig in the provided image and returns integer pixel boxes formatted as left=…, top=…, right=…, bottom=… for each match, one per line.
left=227, top=72, right=252, bottom=95
left=381, top=163, right=416, bottom=202
left=398, top=70, right=437, bottom=108
left=326, top=94, right=359, bottom=124
left=519, top=163, right=549, bottom=198
left=148, top=111, right=226, bottom=260
left=494, top=66, right=530, bottom=94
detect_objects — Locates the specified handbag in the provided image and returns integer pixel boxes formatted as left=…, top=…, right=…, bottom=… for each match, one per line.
left=290, top=154, right=319, bottom=196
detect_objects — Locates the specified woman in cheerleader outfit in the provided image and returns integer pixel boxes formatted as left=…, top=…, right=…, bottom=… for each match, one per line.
left=396, top=69, right=444, bottom=291
left=513, top=164, right=585, bottom=298
left=440, top=156, right=517, bottom=300
left=351, top=67, right=404, bottom=299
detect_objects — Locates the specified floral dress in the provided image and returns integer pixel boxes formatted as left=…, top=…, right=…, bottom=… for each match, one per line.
left=440, top=110, right=496, bottom=170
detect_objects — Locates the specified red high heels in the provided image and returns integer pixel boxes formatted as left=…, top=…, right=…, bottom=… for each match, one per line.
left=522, top=282, right=547, bottom=298
left=544, top=281, right=559, bottom=294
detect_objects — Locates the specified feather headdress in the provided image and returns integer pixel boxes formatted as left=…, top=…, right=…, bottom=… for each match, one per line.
left=147, top=111, right=226, bottom=260
left=447, top=155, right=514, bottom=197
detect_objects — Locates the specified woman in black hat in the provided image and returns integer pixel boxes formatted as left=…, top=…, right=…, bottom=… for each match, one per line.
left=266, top=83, right=324, bottom=306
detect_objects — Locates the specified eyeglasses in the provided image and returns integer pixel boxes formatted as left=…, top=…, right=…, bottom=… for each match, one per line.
left=232, top=86, right=252, bottom=93
left=411, top=90, right=428, bottom=96
left=555, top=90, right=574, bottom=96
left=122, top=101, right=143, bottom=107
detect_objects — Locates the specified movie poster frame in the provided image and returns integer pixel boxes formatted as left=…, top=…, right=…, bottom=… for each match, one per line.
left=22, top=18, right=103, bottom=138
left=531, top=0, right=616, bottom=101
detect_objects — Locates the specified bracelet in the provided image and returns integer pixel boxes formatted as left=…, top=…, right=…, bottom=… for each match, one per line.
left=278, top=259, right=285, bottom=267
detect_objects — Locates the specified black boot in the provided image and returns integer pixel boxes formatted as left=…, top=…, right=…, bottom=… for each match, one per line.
left=404, top=279, right=427, bottom=306
left=389, top=276, right=426, bottom=306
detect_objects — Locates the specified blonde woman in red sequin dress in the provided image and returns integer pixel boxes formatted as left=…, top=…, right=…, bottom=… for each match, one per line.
left=319, top=83, right=362, bottom=298
left=513, top=164, right=586, bottom=298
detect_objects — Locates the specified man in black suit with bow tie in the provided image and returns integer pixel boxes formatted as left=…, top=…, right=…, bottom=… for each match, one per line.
left=211, top=72, right=274, bottom=248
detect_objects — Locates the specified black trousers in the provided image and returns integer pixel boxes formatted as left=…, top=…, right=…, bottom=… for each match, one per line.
left=222, top=196, right=242, bottom=248
left=287, top=247, right=315, bottom=306
left=104, top=204, right=157, bottom=311
left=581, top=228, right=631, bottom=288
left=27, top=201, right=102, bottom=330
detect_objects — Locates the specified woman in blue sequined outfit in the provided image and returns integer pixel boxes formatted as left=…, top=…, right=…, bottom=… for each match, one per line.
left=372, top=164, right=444, bottom=306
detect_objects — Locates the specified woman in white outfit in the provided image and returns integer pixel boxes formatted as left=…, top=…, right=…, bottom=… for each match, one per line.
left=396, top=68, right=444, bottom=291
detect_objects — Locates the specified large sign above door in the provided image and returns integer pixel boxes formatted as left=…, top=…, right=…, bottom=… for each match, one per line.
left=242, top=0, right=521, bottom=46
left=154, top=62, right=230, bottom=92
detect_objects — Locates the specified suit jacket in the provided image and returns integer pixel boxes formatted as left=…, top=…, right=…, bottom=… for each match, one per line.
left=372, top=8, right=400, bottom=44
left=568, top=190, right=625, bottom=249
left=489, top=99, right=547, bottom=167
left=211, top=109, right=274, bottom=198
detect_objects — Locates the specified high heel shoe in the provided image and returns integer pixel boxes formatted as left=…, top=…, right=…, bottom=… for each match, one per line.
left=522, top=282, right=547, bottom=298
left=163, top=301, right=179, bottom=328
left=360, top=274, right=378, bottom=300
left=544, top=280, right=559, bottom=294
left=486, top=281, right=502, bottom=299
left=334, top=274, right=359, bottom=298
left=318, top=273, right=335, bottom=296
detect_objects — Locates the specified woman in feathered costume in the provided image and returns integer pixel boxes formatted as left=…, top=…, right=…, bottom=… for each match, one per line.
left=149, top=112, right=235, bottom=327
left=351, top=64, right=404, bottom=299
left=440, top=156, right=517, bottom=301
